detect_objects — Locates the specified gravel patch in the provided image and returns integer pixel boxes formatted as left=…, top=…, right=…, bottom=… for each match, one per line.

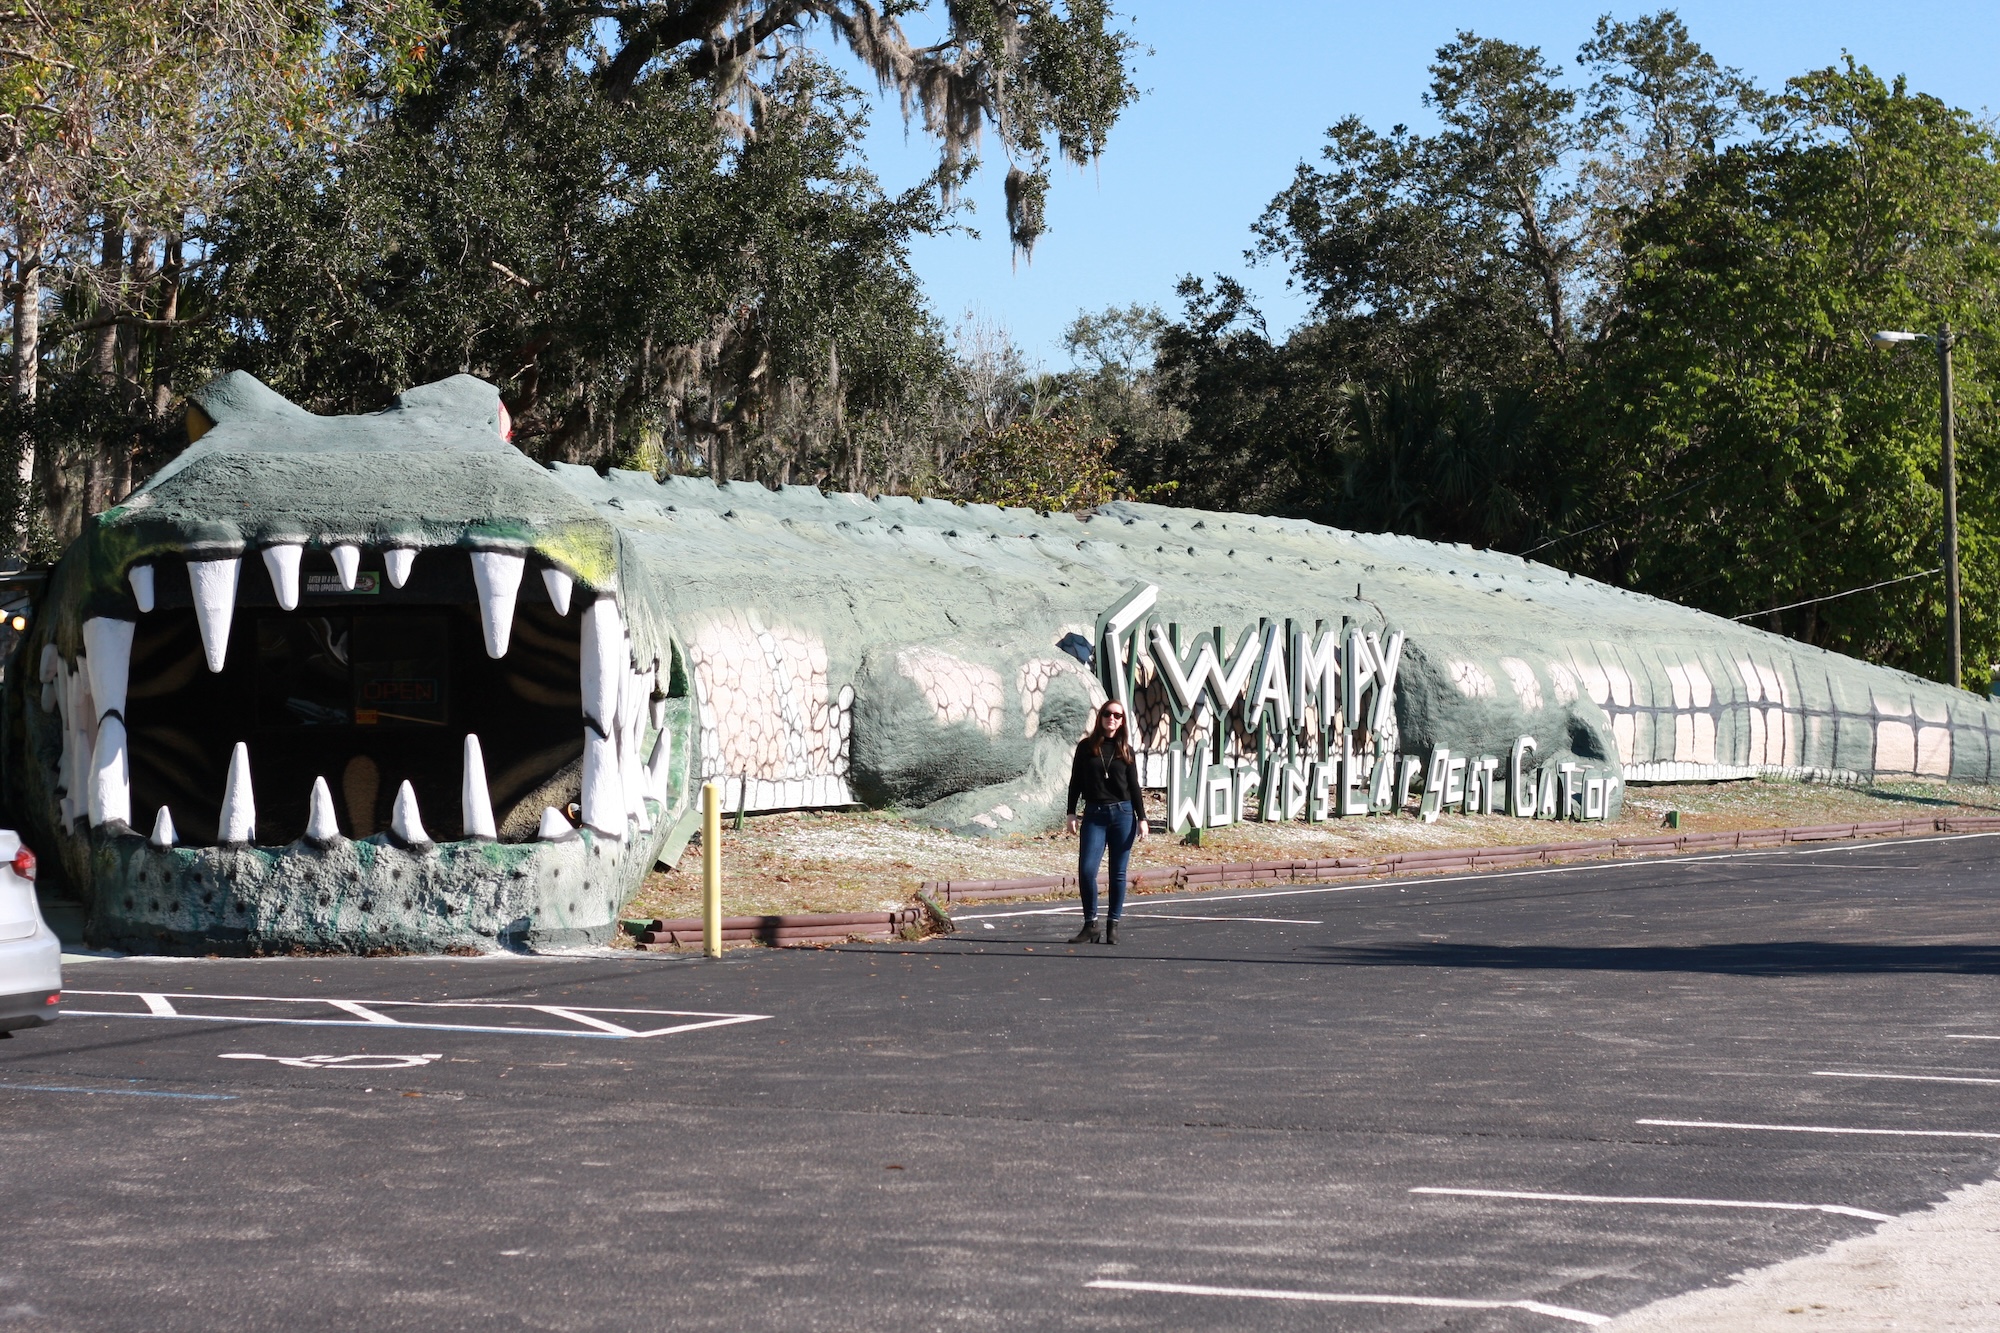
left=1605, top=1175, right=2000, bottom=1330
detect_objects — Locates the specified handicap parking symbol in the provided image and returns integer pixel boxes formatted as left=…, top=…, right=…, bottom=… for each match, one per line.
left=219, top=1052, right=444, bottom=1069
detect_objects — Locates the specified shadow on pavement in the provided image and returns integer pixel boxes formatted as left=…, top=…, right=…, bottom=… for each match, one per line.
left=1306, top=940, right=2000, bottom=976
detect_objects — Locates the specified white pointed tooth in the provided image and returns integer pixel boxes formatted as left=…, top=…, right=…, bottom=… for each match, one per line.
left=262, top=544, right=303, bottom=610
left=219, top=741, right=256, bottom=844
left=461, top=734, right=496, bottom=839
left=579, top=728, right=623, bottom=837
left=71, top=669, right=94, bottom=822
left=645, top=731, right=671, bottom=804
left=54, top=673, right=74, bottom=815
left=536, top=807, right=574, bottom=841
left=469, top=551, right=525, bottom=659
left=383, top=547, right=416, bottom=589
left=619, top=680, right=648, bottom=829
left=88, top=715, right=131, bottom=826
left=541, top=566, right=574, bottom=616
left=330, top=543, right=361, bottom=591
left=188, top=557, right=241, bottom=673
left=80, top=625, right=129, bottom=828
left=623, top=751, right=648, bottom=829
left=128, top=563, right=156, bottom=613
left=72, top=664, right=93, bottom=728
left=36, top=644, right=58, bottom=713
left=81, top=617, right=134, bottom=720
left=150, top=806, right=177, bottom=849
left=579, top=597, right=623, bottom=732
left=390, top=780, right=431, bottom=847
left=305, top=776, right=341, bottom=843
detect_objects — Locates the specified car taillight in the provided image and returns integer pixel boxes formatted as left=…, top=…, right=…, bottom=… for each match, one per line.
left=11, top=846, right=35, bottom=880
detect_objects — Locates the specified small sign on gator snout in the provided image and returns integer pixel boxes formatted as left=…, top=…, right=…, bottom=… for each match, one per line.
left=306, top=572, right=380, bottom=595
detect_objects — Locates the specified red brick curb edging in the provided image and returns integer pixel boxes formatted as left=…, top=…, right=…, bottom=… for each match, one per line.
left=629, top=814, right=2000, bottom=949
left=921, top=815, right=2000, bottom=904
left=627, top=907, right=930, bottom=949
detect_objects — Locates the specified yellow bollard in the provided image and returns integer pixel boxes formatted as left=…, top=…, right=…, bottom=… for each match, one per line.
left=702, top=781, right=723, bottom=958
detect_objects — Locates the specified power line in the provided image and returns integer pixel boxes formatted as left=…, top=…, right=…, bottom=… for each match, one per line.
left=1521, top=468, right=1729, bottom=557
left=1661, top=509, right=1851, bottom=603
left=1729, top=568, right=1941, bottom=621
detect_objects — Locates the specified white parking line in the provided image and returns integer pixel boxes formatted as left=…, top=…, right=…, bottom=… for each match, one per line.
left=64, top=991, right=770, bottom=1040
left=953, top=906, right=1319, bottom=924
left=1411, top=1186, right=1891, bottom=1222
left=220, top=1053, right=444, bottom=1069
left=328, top=1000, right=399, bottom=1025
left=1947, top=1034, right=2000, bottom=1041
left=1086, top=1279, right=1607, bottom=1325
left=1122, top=913, right=1322, bottom=924
left=1815, top=1070, right=2000, bottom=1087
left=1639, top=1118, right=2000, bottom=1140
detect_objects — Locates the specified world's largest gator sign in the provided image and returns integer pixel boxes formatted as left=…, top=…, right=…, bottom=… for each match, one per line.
left=10, top=372, right=1998, bottom=953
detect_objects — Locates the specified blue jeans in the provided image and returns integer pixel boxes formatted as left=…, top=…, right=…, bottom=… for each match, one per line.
left=1077, top=801, right=1136, bottom=922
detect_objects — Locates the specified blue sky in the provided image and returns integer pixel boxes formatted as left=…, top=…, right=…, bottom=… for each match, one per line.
left=838, top=1, right=2000, bottom=367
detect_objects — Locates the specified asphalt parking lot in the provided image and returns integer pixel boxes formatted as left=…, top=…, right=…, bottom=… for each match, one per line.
left=5, top=833, right=1999, bottom=1331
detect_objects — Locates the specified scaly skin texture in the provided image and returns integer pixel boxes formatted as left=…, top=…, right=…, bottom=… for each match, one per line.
left=11, top=372, right=1999, bottom=954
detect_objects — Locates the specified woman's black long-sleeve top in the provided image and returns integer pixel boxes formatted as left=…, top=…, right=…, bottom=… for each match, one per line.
left=1067, top=740, right=1144, bottom=816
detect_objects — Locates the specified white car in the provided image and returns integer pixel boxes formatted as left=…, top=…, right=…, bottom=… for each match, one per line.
left=0, top=830, right=60, bottom=1035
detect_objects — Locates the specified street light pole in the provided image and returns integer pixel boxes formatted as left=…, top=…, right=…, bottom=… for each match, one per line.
left=1938, top=323, right=1960, bottom=691
left=1872, top=325, right=1963, bottom=690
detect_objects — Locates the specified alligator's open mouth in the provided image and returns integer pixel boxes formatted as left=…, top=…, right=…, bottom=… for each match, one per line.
left=15, top=372, right=693, bottom=951
left=119, top=545, right=584, bottom=845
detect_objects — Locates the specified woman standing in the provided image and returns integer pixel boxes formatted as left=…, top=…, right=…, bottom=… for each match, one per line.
left=1065, top=701, right=1149, bottom=944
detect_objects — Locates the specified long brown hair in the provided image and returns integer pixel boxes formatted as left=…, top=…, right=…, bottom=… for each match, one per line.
left=1085, top=702, right=1134, bottom=765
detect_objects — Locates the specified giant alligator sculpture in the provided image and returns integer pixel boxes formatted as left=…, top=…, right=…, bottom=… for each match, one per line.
left=10, top=372, right=1998, bottom=953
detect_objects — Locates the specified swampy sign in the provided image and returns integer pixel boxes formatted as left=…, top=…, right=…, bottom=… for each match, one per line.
left=10, top=372, right=2000, bottom=953
left=1092, top=585, right=1619, bottom=831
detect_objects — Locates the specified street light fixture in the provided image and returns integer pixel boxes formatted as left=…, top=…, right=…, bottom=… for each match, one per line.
left=1872, top=325, right=1961, bottom=690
